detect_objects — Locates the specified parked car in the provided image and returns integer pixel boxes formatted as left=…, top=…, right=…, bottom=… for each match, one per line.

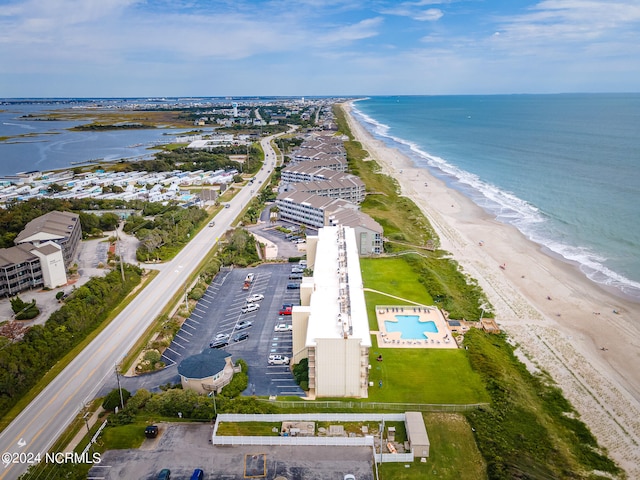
left=157, top=469, right=171, bottom=480
left=214, top=333, right=229, bottom=341
left=344, top=475, right=356, bottom=480
left=293, top=238, right=306, bottom=244
left=233, top=332, right=249, bottom=342
left=279, top=306, right=293, bottom=315
left=235, top=320, right=253, bottom=330
left=241, top=303, right=260, bottom=314
left=268, top=354, right=290, bottom=365
left=246, top=293, right=265, bottom=303
left=190, top=469, right=204, bottom=480
left=274, top=323, right=292, bottom=332
left=286, top=283, right=300, bottom=290
left=291, top=267, right=304, bottom=273
left=288, top=274, right=303, bottom=280
left=209, top=338, right=229, bottom=348
left=144, top=425, right=158, bottom=438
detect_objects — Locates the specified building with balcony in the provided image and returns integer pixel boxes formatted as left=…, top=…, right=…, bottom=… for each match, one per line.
left=14, top=211, right=81, bottom=268
left=291, top=226, right=371, bottom=398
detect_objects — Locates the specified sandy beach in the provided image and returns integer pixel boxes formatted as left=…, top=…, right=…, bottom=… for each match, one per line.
left=342, top=101, right=640, bottom=476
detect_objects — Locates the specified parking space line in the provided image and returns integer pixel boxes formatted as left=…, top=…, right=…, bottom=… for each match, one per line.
left=191, top=312, right=203, bottom=319
left=199, top=297, right=212, bottom=304
left=177, top=329, right=192, bottom=338
left=188, top=318, right=200, bottom=325
left=165, top=346, right=182, bottom=356
left=172, top=340, right=186, bottom=349
left=182, top=322, right=197, bottom=331
left=194, top=306, right=207, bottom=313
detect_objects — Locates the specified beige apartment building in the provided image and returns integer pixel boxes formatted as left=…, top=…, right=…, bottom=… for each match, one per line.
left=292, top=226, right=371, bottom=398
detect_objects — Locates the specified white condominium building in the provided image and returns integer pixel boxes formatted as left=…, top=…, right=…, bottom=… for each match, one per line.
left=292, top=226, right=372, bottom=398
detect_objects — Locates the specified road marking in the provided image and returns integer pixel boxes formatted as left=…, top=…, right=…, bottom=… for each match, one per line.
left=191, top=312, right=203, bottom=319
left=182, top=322, right=197, bottom=331
left=177, top=331, right=192, bottom=340
left=165, top=346, right=182, bottom=357
left=172, top=340, right=186, bottom=349
left=188, top=318, right=201, bottom=324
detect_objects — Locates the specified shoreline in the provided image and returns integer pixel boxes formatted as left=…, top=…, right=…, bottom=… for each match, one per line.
left=341, top=101, right=640, bottom=475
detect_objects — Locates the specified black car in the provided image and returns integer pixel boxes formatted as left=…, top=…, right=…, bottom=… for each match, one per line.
left=144, top=425, right=159, bottom=438
left=233, top=332, right=249, bottom=342
left=287, top=283, right=300, bottom=289
left=209, top=338, right=229, bottom=348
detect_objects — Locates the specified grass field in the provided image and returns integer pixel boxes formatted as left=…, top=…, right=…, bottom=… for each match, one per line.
left=361, top=257, right=434, bottom=305
left=366, top=339, right=489, bottom=405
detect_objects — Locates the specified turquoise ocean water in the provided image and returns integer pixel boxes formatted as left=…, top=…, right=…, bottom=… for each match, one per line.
left=352, top=94, right=640, bottom=301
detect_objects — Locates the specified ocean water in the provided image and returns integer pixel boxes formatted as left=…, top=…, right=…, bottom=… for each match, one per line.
left=352, top=94, right=640, bottom=301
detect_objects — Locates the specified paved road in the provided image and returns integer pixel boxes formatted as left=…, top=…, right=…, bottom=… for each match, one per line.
left=0, top=134, right=284, bottom=480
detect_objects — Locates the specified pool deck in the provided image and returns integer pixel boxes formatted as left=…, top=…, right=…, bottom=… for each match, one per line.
left=373, top=305, right=458, bottom=349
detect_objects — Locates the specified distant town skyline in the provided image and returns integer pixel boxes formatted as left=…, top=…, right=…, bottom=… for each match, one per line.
left=1, top=0, right=639, bottom=97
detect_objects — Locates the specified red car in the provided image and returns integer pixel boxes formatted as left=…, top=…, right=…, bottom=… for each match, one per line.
left=278, top=307, right=292, bottom=315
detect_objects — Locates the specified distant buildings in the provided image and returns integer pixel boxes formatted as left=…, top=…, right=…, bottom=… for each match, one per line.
left=0, top=211, right=81, bottom=297
left=292, top=226, right=371, bottom=398
left=276, top=133, right=383, bottom=255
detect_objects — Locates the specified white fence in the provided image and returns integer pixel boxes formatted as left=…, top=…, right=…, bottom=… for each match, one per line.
left=213, top=435, right=374, bottom=447
left=212, top=413, right=415, bottom=463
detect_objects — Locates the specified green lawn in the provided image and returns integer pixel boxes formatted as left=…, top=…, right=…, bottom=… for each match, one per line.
left=367, top=338, right=488, bottom=405
left=361, top=257, right=433, bottom=305
left=101, top=423, right=147, bottom=450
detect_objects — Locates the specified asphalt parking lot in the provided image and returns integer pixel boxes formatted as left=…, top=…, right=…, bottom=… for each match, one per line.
left=89, top=423, right=375, bottom=480
left=159, top=262, right=305, bottom=397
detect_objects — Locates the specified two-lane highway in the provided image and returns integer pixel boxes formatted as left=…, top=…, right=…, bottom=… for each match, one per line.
left=0, top=134, right=283, bottom=479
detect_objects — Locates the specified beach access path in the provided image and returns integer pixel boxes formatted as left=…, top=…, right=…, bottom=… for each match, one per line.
left=342, top=101, right=640, bottom=477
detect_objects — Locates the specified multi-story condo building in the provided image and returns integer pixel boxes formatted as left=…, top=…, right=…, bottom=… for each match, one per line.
left=14, top=211, right=82, bottom=268
left=292, top=226, right=371, bottom=398
left=0, top=211, right=81, bottom=297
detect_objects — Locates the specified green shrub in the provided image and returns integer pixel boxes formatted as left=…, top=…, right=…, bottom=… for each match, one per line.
left=102, top=388, right=131, bottom=411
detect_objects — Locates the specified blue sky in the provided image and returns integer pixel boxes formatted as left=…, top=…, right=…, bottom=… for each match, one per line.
left=1, top=0, right=639, bottom=97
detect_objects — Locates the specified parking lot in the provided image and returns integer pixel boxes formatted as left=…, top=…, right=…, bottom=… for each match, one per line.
left=89, top=423, right=375, bottom=480
left=159, top=262, right=305, bottom=397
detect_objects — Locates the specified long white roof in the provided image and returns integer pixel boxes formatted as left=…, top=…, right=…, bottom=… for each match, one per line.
left=305, top=226, right=371, bottom=347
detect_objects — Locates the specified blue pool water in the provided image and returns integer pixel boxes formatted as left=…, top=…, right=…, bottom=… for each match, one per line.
left=385, top=315, right=439, bottom=339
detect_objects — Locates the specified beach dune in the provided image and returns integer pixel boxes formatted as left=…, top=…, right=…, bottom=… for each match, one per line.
left=342, top=101, right=640, bottom=476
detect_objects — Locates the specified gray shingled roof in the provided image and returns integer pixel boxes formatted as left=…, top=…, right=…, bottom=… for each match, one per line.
left=14, top=211, right=80, bottom=244
left=177, top=348, right=231, bottom=379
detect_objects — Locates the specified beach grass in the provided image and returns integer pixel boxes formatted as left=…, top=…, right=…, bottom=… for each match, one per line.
left=464, top=329, right=622, bottom=479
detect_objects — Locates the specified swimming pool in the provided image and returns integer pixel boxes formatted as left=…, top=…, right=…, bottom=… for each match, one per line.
left=384, top=315, right=439, bottom=339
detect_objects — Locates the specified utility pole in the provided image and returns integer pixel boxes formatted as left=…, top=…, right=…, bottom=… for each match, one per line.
left=116, top=222, right=125, bottom=282
left=115, top=362, right=124, bottom=410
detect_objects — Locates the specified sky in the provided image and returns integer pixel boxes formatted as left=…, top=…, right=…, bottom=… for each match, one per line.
left=1, top=0, right=639, bottom=97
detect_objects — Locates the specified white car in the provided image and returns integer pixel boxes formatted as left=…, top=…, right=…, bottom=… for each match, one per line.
left=246, top=293, right=265, bottom=303
left=214, top=333, right=229, bottom=341
left=241, top=303, right=260, bottom=314
left=236, top=320, right=253, bottom=330
left=268, top=354, right=290, bottom=365
left=274, top=323, right=292, bottom=332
